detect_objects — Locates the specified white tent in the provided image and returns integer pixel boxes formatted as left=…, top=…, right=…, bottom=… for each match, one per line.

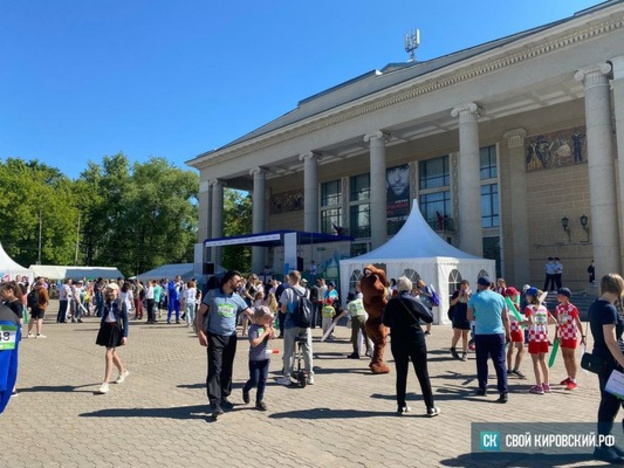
left=339, top=202, right=496, bottom=324
left=0, top=242, right=32, bottom=281
left=29, top=265, right=123, bottom=280
left=136, top=263, right=225, bottom=282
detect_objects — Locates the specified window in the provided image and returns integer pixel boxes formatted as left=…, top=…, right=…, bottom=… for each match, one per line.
left=420, top=191, right=451, bottom=226
left=448, top=269, right=463, bottom=297
left=349, top=269, right=363, bottom=295
left=321, top=180, right=342, bottom=234
left=350, top=243, right=370, bottom=257
left=349, top=204, right=370, bottom=238
left=483, top=237, right=502, bottom=278
left=350, top=174, right=370, bottom=201
left=321, top=180, right=342, bottom=206
left=481, top=183, right=499, bottom=228
left=419, top=156, right=449, bottom=189
left=480, top=145, right=497, bottom=180
left=402, top=269, right=421, bottom=285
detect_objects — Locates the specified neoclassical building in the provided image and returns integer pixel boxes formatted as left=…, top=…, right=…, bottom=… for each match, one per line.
left=188, top=1, right=624, bottom=291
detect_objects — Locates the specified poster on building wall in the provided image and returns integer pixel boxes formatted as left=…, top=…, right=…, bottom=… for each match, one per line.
left=386, top=164, right=410, bottom=235
left=525, top=127, right=587, bottom=172
left=270, top=189, right=304, bottom=214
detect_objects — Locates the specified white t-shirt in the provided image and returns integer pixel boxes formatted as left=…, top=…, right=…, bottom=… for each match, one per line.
left=121, top=290, right=134, bottom=311
left=184, top=287, right=196, bottom=303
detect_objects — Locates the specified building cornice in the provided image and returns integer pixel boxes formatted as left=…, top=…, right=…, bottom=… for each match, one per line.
left=188, top=8, right=624, bottom=170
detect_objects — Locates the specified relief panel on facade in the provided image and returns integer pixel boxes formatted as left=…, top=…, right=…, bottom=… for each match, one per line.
left=270, top=189, right=304, bottom=214
left=525, top=127, right=586, bottom=172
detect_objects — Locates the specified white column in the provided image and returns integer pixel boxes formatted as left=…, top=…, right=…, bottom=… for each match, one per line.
left=299, top=152, right=320, bottom=232
left=210, top=179, right=225, bottom=267
left=250, top=167, right=267, bottom=274
left=364, top=131, right=389, bottom=249
left=205, top=182, right=213, bottom=262
left=612, top=56, right=624, bottom=269
left=503, top=129, right=530, bottom=285
left=575, top=63, right=620, bottom=276
left=451, top=103, right=483, bottom=256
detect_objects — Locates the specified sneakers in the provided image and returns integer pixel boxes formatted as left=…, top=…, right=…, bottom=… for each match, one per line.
left=474, top=388, right=487, bottom=396
left=306, top=375, right=315, bottom=385
left=36, top=334, right=46, bottom=339
left=560, top=377, right=571, bottom=385
left=424, top=331, right=431, bottom=337
left=397, top=406, right=411, bottom=415
left=427, top=406, right=441, bottom=417
left=529, top=385, right=544, bottom=395
left=450, top=348, right=460, bottom=360
left=26, top=333, right=34, bottom=338
left=97, top=383, right=110, bottom=394
left=255, top=401, right=267, bottom=411
left=347, top=352, right=360, bottom=359
left=365, top=350, right=372, bottom=358
left=276, top=377, right=292, bottom=386
left=594, top=446, right=624, bottom=464
left=542, top=383, right=551, bottom=393
left=242, top=389, right=250, bottom=404
left=11, top=390, right=18, bottom=398
left=460, top=353, right=468, bottom=362
left=498, top=393, right=508, bottom=404
left=114, top=370, right=130, bottom=384
left=221, top=398, right=234, bottom=410
left=566, top=381, right=578, bottom=391
left=511, top=369, right=527, bottom=380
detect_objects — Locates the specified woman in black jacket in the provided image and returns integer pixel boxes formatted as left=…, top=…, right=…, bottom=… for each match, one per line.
left=382, top=276, right=439, bottom=417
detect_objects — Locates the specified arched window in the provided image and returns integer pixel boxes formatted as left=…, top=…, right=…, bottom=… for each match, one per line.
left=448, top=269, right=462, bottom=297
left=402, top=268, right=420, bottom=284
left=478, top=269, right=489, bottom=279
left=349, top=269, right=362, bottom=294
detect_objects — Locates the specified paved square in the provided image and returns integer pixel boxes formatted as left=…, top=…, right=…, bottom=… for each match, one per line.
left=1, top=302, right=610, bottom=467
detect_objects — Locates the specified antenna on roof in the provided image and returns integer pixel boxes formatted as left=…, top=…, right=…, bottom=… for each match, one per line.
left=404, top=28, right=420, bottom=62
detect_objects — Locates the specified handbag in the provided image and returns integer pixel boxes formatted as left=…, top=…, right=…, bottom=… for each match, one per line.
left=581, top=352, right=606, bottom=374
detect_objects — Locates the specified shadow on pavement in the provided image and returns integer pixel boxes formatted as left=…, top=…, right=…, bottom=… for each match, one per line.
left=79, top=404, right=210, bottom=420
left=269, top=407, right=402, bottom=419
left=19, top=384, right=99, bottom=394
left=439, top=452, right=598, bottom=468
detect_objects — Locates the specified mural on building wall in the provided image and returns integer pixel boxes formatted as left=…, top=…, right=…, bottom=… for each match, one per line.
left=525, top=127, right=587, bottom=172
left=270, top=189, right=304, bottom=214
left=386, top=164, right=410, bottom=235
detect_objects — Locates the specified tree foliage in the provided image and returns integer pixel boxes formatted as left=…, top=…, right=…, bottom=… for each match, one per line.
left=221, top=189, right=252, bottom=272
left=0, top=154, right=199, bottom=277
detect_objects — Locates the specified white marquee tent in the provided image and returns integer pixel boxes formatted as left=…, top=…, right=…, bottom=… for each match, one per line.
left=0, top=242, right=31, bottom=281
left=29, top=265, right=123, bottom=280
left=339, top=202, right=496, bottom=324
left=136, top=263, right=225, bottom=282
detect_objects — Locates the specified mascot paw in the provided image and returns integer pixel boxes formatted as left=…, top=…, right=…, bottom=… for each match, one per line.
left=369, top=362, right=391, bottom=374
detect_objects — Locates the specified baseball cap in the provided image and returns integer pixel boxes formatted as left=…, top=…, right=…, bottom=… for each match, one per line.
left=477, top=276, right=492, bottom=287
left=526, top=287, right=539, bottom=297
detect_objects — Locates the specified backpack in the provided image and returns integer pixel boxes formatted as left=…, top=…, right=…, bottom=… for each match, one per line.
left=27, top=289, right=40, bottom=309
left=292, top=288, right=312, bottom=328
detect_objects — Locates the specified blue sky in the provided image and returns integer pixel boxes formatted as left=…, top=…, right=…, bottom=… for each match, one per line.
left=0, top=0, right=601, bottom=179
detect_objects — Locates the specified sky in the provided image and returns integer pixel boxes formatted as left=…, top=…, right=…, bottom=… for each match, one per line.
left=0, top=0, right=603, bottom=180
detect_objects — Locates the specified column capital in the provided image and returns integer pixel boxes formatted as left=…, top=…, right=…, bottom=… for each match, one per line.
left=363, top=131, right=390, bottom=143
left=574, top=63, right=612, bottom=86
left=451, top=102, right=483, bottom=121
left=298, top=151, right=321, bottom=162
left=502, top=128, right=528, bottom=148
left=209, top=178, right=225, bottom=187
left=249, top=166, right=269, bottom=176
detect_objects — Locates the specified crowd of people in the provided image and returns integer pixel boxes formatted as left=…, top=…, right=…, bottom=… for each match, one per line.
left=4, top=264, right=624, bottom=464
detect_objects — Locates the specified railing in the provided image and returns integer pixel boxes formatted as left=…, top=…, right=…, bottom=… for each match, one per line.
left=427, top=217, right=455, bottom=232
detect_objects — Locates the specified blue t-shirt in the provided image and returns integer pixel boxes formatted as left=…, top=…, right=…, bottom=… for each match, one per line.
left=589, top=298, right=624, bottom=364
left=202, top=289, right=248, bottom=336
left=468, top=289, right=507, bottom=335
left=248, top=323, right=270, bottom=361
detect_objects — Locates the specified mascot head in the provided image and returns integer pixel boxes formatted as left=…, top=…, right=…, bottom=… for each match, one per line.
left=360, top=264, right=388, bottom=298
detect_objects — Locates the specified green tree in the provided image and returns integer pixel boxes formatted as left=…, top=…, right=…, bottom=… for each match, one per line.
left=221, top=189, right=252, bottom=272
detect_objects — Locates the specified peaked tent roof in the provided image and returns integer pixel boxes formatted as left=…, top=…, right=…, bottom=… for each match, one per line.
left=345, top=201, right=482, bottom=262
left=0, top=242, right=30, bottom=279
left=136, top=263, right=225, bottom=282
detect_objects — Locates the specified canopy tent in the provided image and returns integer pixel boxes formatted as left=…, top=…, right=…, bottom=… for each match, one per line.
left=339, top=202, right=496, bottom=324
left=28, top=265, right=123, bottom=281
left=136, top=263, right=224, bottom=282
left=0, top=242, right=31, bottom=281
left=203, top=230, right=354, bottom=248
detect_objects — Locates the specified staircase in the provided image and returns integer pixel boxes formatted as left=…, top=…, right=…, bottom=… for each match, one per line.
left=542, top=289, right=597, bottom=322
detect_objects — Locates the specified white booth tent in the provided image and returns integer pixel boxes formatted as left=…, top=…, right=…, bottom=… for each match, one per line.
left=339, top=202, right=496, bottom=324
left=136, top=263, right=225, bottom=282
left=29, top=265, right=123, bottom=281
left=0, top=242, right=32, bottom=281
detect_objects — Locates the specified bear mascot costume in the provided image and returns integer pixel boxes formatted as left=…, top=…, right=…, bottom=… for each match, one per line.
left=360, top=264, right=391, bottom=374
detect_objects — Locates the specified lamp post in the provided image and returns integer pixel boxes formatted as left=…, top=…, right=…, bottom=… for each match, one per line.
left=580, top=214, right=590, bottom=241
left=561, top=216, right=570, bottom=242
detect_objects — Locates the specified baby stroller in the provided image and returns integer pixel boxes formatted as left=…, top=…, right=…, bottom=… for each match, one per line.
left=291, top=335, right=309, bottom=388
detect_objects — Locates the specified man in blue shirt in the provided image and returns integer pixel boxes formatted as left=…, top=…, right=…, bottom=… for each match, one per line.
left=467, top=276, right=511, bottom=403
left=196, top=270, right=252, bottom=419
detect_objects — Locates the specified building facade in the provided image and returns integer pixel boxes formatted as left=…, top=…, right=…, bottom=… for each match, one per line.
left=187, top=1, right=624, bottom=291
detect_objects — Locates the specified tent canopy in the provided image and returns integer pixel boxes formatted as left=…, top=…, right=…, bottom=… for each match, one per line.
left=0, top=242, right=32, bottom=281
left=340, top=201, right=495, bottom=324
left=28, top=265, right=123, bottom=281
left=136, top=263, right=225, bottom=282
left=204, top=230, right=354, bottom=248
